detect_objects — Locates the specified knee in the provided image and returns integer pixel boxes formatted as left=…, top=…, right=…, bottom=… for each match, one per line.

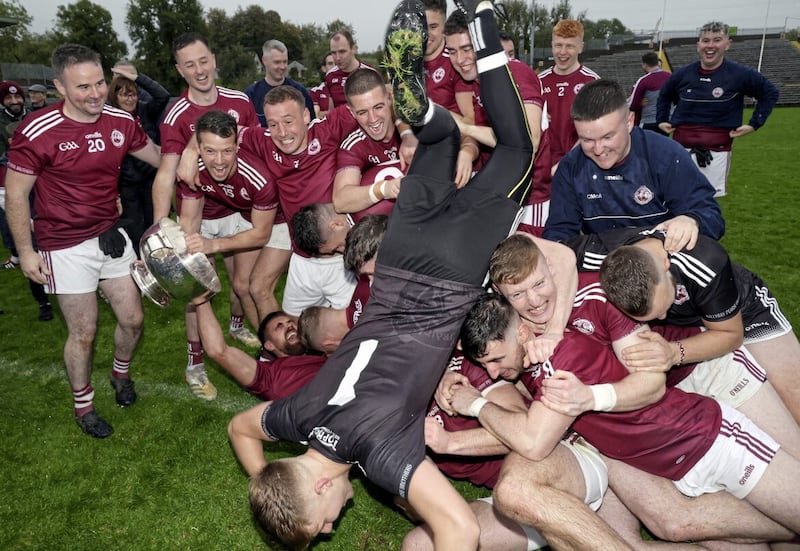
left=642, top=514, right=695, bottom=542
left=400, top=525, right=434, bottom=551
left=232, top=276, right=250, bottom=300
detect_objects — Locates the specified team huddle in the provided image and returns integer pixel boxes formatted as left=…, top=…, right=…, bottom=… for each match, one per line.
left=3, top=0, right=795, bottom=548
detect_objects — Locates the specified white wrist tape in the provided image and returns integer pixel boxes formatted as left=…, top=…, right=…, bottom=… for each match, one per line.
left=468, top=397, right=489, bottom=418
left=590, top=383, right=617, bottom=412
left=368, top=183, right=379, bottom=204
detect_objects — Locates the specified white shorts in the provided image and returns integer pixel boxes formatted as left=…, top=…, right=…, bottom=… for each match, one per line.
left=266, top=222, right=291, bottom=251
left=561, top=433, right=608, bottom=512
left=520, top=200, right=550, bottom=228
left=477, top=497, right=548, bottom=551
left=281, top=252, right=357, bottom=316
left=200, top=212, right=249, bottom=239
left=676, top=401, right=778, bottom=499
left=41, top=229, right=136, bottom=294
left=675, top=347, right=766, bottom=408
left=687, top=148, right=730, bottom=197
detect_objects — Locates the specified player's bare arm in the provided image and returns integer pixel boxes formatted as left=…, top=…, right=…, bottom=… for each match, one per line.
left=228, top=402, right=276, bottom=477
left=3, top=169, right=48, bottom=284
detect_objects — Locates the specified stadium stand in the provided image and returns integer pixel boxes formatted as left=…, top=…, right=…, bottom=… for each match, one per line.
left=579, top=33, right=800, bottom=106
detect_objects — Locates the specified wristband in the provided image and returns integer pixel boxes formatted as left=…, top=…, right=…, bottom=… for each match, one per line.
left=589, top=383, right=617, bottom=412
left=468, top=397, right=489, bottom=417
left=378, top=181, right=387, bottom=199
left=673, top=341, right=685, bottom=366
left=368, top=183, right=380, bottom=204
left=400, top=128, right=413, bottom=138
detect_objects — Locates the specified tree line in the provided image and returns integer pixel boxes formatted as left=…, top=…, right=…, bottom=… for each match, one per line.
left=1, top=0, right=632, bottom=95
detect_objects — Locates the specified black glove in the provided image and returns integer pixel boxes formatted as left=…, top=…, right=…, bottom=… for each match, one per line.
left=690, top=146, right=713, bottom=168
left=98, top=225, right=126, bottom=258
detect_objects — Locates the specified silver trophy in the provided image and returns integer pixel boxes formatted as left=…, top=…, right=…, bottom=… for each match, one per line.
left=130, top=218, right=221, bottom=307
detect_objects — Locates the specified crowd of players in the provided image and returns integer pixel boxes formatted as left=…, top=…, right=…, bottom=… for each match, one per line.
left=1, top=0, right=794, bottom=548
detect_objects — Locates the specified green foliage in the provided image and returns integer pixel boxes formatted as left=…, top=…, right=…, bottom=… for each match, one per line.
left=53, top=0, right=128, bottom=72
left=0, top=0, right=33, bottom=62
left=125, top=0, right=206, bottom=93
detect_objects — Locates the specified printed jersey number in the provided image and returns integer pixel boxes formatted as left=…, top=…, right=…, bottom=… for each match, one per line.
left=557, top=86, right=566, bottom=97
left=88, top=138, right=106, bottom=153
left=328, top=339, right=378, bottom=406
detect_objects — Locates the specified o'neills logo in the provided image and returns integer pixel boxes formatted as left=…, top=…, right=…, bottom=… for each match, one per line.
left=739, top=463, right=755, bottom=485
left=311, top=426, right=340, bottom=451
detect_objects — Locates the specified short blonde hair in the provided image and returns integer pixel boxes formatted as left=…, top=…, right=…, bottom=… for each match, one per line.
left=489, top=234, right=542, bottom=286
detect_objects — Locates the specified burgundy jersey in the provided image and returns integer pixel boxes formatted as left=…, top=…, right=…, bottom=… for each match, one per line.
left=309, top=81, right=330, bottom=112
left=351, top=160, right=402, bottom=222
left=456, top=60, right=552, bottom=207
left=325, top=61, right=376, bottom=107
left=7, top=102, right=148, bottom=250
left=568, top=272, right=702, bottom=385
left=427, top=354, right=507, bottom=488
left=346, top=273, right=372, bottom=328
left=160, top=86, right=259, bottom=220
left=338, top=127, right=405, bottom=221
left=237, top=105, right=359, bottom=249
left=178, top=147, right=279, bottom=222
left=521, top=330, right=721, bottom=480
left=246, top=354, right=326, bottom=401
left=538, top=64, right=600, bottom=165
left=425, top=49, right=459, bottom=111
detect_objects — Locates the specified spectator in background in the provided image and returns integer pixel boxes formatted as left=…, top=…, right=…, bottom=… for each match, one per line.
left=656, top=21, right=779, bottom=197
left=325, top=29, right=375, bottom=109
left=107, top=61, right=170, bottom=256
left=537, top=20, right=599, bottom=172
left=0, top=81, right=28, bottom=156
left=27, top=84, right=48, bottom=111
left=628, top=51, right=670, bottom=135
left=245, top=39, right=315, bottom=128
left=309, top=51, right=335, bottom=118
left=500, top=31, right=516, bottom=59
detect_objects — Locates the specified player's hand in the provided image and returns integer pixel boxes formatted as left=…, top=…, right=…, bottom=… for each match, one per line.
left=399, top=132, right=418, bottom=172
left=620, top=330, right=678, bottom=373
left=454, top=149, right=474, bottom=188
left=540, top=370, right=594, bottom=415
left=435, top=370, right=470, bottom=415
left=450, top=382, right=482, bottom=417
left=523, top=332, right=562, bottom=365
left=729, top=124, right=754, bottom=139
left=184, top=232, right=211, bottom=255
left=655, top=214, right=698, bottom=252
left=382, top=176, right=402, bottom=200
left=98, top=225, right=126, bottom=258
left=19, top=249, right=49, bottom=285
left=658, top=122, right=674, bottom=135
left=111, top=62, right=138, bottom=81
left=424, top=416, right=450, bottom=453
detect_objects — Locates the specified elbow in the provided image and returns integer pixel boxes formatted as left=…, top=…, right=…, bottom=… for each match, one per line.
left=516, top=440, right=552, bottom=462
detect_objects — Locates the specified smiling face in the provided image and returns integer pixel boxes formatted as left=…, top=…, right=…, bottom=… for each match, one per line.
left=347, top=86, right=394, bottom=143
left=494, top=259, right=558, bottom=328
left=445, top=31, right=477, bottom=82
left=696, top=30, right=730, bottom=70
left=262, top=48, right=288, bottom=85
left=551, top=34, right=583, bottom=74
left=197, top=131, right=237, bottom=183
left=175, top=40, right=217, bottom=96
left=54, top=62, right=107, bottom=123
left=264, top=314, right=304, bottom=356
left=425, top=8, right=446, bottom=59
left=574, top=107, right=634, bottom=170
left=265, top=98, right=310, bottom=155
left=115, top=86, right=138, bottom=114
